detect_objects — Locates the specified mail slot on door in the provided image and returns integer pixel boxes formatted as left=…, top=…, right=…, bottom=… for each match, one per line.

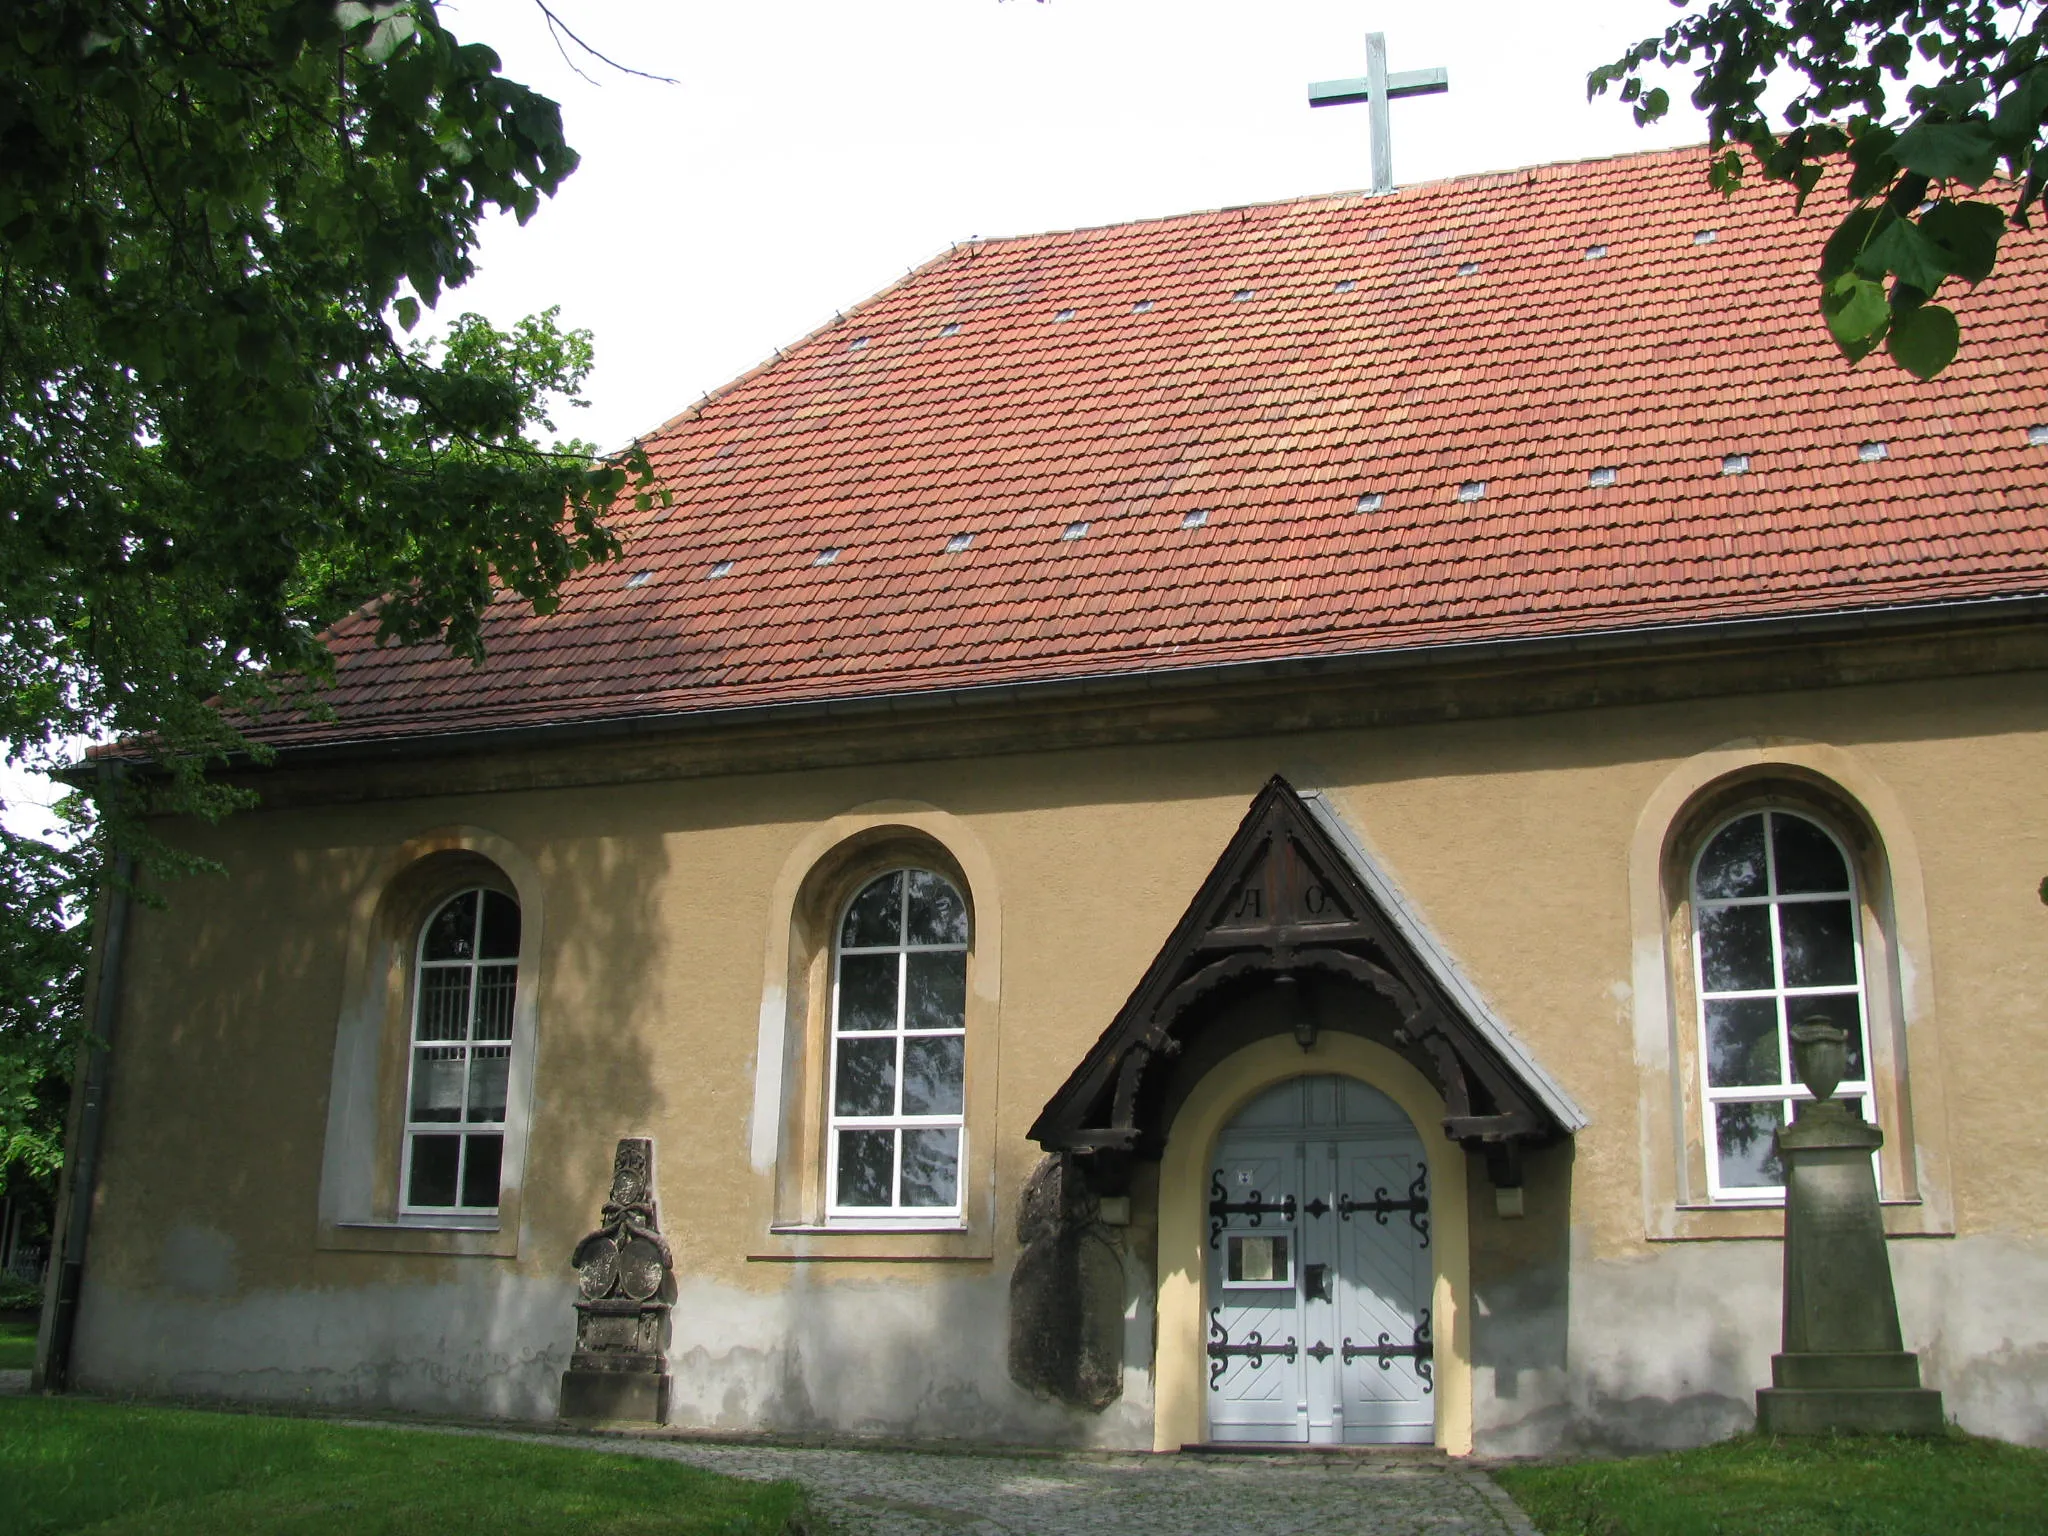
left=1303, top=1261, right=1333, bottom=1302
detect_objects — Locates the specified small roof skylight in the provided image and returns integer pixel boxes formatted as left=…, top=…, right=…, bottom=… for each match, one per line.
left=1334, top=279, right=1357, bottom=293
left=1232, top=289, right=1255, bottom=302
left=1585, top=244, right=1608, bottom=259
left=945, top=533, right=973, bottom=553
left=1589, top=466, right=1618, bottom=488
left=848, top=336, right=868, bottom=350
left=1132, top=299, right=1154, bottom=313
left=1053, top=308, right=1076, bottom=322
left=1456, top=480, right=1486, bottom=502
left=1693, top=229, right=1718, bottom=245
left=939, top=322, right=962, bottom=337
left=1060, top=521, right=1089, bottom=541
left=2029, top=424, right=2048, bottom=446
left=1355, top=492, right=1383, bottom=512
left=1721, top=453, right=1751, bottom=475
left=1181, top=508, right=1209, bottom=529
left=1457, top=261, right=1480, bottom=276
left=624, top=570, right=653, bottom=588
left=813, top=547, right=840, bottom=566
left=1858, top=440, right=1889, bottom=462
left=707, top=560, right=733, bottom=579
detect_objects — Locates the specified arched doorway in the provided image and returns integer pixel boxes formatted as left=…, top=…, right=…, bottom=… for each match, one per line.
left=1206, top=1074, right=1433, bottom=1445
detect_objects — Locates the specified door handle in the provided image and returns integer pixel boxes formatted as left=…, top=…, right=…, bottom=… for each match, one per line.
left=1304, top=1262, right=1333, bottom=1302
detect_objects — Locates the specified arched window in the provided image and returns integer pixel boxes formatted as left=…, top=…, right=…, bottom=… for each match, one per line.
left=401, top=887, right=522, bottom=1213
left=829, top=869, right=969, bottom=1218
left=1692, top=809, right=1872, bottom=1201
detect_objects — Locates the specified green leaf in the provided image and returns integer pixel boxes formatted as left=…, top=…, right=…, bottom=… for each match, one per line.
left=1891, top=120, right=1999, bottom=186
left=393, top=295, right=420, bottom=331
left=1856, top=216, right=1953, bottom=293
left=1818, top=206, right=1884, bottom=283
left=364, top=14, right=416, bottom=64
left=1633, top=86, right=1669, bottom=126
left=333, top=2, right=373, bottom=29
left=1886, top=302, right=1959, bottom=380
left=1844, top=125, right=1900, bottom=199
left=1821, top=273, right=1889, bottom=358
left=1918, top=199, right=2006, bottom=283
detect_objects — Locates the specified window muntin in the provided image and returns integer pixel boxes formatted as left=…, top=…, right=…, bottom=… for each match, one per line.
left=828, top=869, right=968, bottom=1219
left=1691, top=810, right=1872, bottom=1201
left=401, top=888, right=520, bottom=1214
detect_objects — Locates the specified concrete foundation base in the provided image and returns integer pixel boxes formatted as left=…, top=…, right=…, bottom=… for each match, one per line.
left=1757, top=1353, right=1944, bottom=1435
left=559, top=1368, right=670, bottom=1423
left=1756, top=1386, right=1946, bottom=1435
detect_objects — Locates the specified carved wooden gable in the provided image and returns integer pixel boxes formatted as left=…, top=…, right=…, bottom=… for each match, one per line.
left=1028, top=776, right=1578, bottom=1173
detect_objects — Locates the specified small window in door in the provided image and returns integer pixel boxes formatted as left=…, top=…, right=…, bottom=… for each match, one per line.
left=1224, top=1233, right=1292, bottom=1288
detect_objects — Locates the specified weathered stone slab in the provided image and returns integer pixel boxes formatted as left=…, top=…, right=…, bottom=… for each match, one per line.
left=559, top=1138, right=672, bottom=1424
left=1755, top=1021, right=1944, bottom=1437
left=1756, top=1386, right=1946, bottom=1436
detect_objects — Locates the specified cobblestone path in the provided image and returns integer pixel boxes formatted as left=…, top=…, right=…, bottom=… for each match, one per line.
left=462, top=1429, right=1540, bottom=1536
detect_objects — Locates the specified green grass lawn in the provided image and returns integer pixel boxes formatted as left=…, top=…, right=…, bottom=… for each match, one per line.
left=1494, top=1431, right=2048, bottom=1536
left=0, top=1397, right=814, bottom=1535
left=0, top=1318, right=36, bottom=1370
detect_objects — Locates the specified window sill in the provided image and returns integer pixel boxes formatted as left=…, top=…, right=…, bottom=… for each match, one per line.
left=774, top=1219, right=969, bottom=1234
left=316, top=1218, right=518, bottom=1258
left=750, top=1221, right=989, bottom=1263
left=1648, top=1198, right=1952, bottom=1242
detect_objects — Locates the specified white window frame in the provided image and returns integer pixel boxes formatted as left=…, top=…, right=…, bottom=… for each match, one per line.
left=398, top=887, right=520, bottom=1218
left=1692, top=808, right=1875, bottom=1204
left=826, top=868, right=969, bottom=1227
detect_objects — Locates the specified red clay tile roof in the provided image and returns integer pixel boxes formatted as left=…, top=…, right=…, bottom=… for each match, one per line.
left=262, top=146, right=2048, bottom=749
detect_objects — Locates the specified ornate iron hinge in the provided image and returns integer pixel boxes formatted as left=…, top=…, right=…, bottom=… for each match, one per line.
left=1208, top=1170, right=1298, bottom=1248
left=1337, top=1168, right=1431, bottom=1248
left=1341, top=1307, right=1434, bottom=1392
left=1206, top=1307, right=1299, bottom=1388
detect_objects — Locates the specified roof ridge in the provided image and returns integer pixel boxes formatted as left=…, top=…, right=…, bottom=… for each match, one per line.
left=963, top=141, right=1716, bottom=249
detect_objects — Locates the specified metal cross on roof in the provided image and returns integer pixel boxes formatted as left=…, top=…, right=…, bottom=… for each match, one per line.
left=1308, top=33, right=1449, bottom=195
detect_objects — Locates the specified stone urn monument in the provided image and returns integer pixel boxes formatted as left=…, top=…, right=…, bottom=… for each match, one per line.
left=559, top=1137, right=674, bottom=1422
left=1754, top=1018, right=1944, bottom=1435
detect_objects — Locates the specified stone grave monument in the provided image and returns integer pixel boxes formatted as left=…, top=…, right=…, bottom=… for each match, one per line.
left=1754, top=1018, right=1944, bottom=1435
left=559, top=1136, right=673, bottom=1422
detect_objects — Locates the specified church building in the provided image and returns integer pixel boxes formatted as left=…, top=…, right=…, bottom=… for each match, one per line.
left=42, top=145, right=2048, bottom=1454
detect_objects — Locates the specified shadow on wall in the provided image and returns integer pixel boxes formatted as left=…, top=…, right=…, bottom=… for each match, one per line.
left=70, top=803, right=678, bottom=1419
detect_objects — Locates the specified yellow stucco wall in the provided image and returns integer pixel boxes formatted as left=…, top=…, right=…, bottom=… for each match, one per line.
left=75, top=661, right=2048, bottom=1445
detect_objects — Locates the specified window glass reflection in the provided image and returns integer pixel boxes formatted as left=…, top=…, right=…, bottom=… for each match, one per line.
left=841, top=872, right=903, bottom=948
left=837, top=1129, right=895, bottom=1207
left=1696, top=815, right=1767, bottom=900
left=837, top=954, right=898, bottom=1033
left=830, top=867, right=970, bottom=1215
left=405, top=887, right=522, bottom=1214
left=1715, top=1101, right=1786, bottom=1189
left=900, top=1128, right=960, bottom=1207
left=903, top=1035, right=965, bottom=1116
left=906, top=870, right=969, bottom=946
left=1693, top=809, right=1871, bottom=1201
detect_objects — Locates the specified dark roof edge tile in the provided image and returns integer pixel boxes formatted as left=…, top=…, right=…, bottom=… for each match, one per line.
left=179, top=589, right=2048, bottom=775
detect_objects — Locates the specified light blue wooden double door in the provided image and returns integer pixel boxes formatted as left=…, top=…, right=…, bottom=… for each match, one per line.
left=1205, top=1076, right=1434, bottom=1446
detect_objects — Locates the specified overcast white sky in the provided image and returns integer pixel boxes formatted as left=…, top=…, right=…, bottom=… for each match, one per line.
left=444, top=0, right=1713, bottom=450
left=4, top=0, right=1716, bottom=840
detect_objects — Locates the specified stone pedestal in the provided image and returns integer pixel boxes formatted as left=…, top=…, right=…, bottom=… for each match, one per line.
left=1755, top=1023, right=1943, bottom=1436
left=559, top=1298, right=673, bottom=1422
left=559, top=1138, right=673, bottom=1424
